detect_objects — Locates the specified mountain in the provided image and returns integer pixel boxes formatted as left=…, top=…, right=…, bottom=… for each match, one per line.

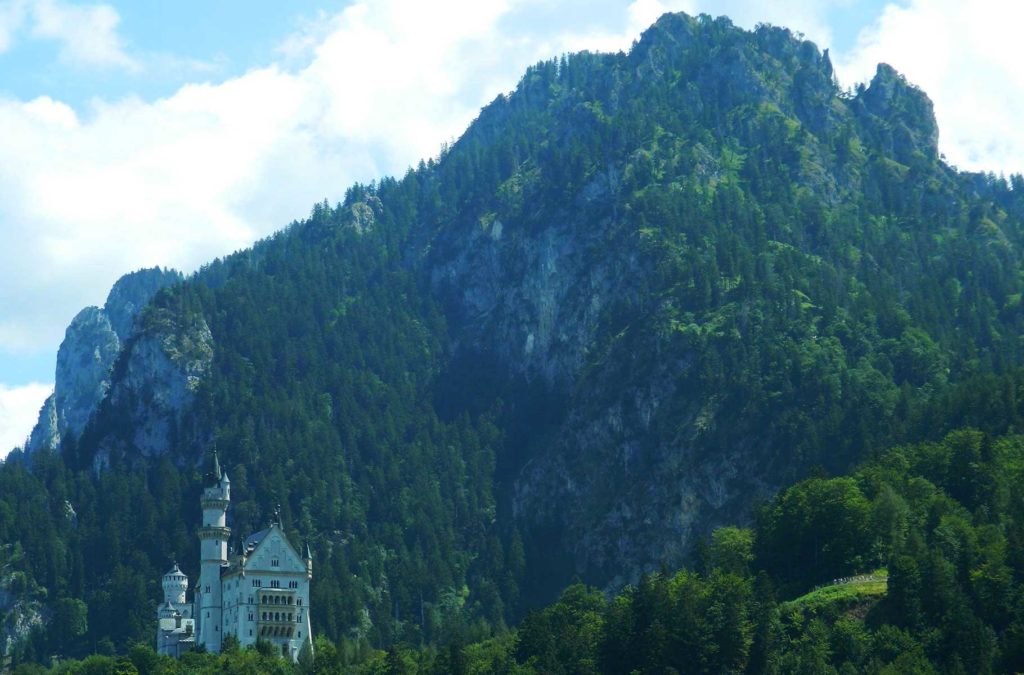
left=4, top=10, right=1024, bottom=663
left=24, top=268, right=183, bottom=456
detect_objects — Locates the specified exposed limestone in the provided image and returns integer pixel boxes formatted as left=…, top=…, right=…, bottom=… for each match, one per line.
left=94, top=308, right=214, bottom=468
left=24, top=268, right=180, bottom=455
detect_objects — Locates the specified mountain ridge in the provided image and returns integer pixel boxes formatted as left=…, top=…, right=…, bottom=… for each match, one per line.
left=4, top=10, right=1024, bottom=660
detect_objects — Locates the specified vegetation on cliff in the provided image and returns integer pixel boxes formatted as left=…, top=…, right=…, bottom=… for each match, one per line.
left=3, top=10, right=1024, bottom=670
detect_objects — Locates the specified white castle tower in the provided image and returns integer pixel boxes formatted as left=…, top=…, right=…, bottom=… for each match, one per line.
left=162, top=563, right=188, bottom=605
left=196, top=450, right=231, bottom=653
left=156, top=563, right=194, bottom=656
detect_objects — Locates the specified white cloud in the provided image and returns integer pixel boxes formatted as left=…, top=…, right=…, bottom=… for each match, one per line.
left=832, top=0, right=1024, bottom=176
left=0, top=0, right=27, bottom=53
left=29, top=0, right=136, bottom=69
left=542, top=0, right=697, bottom=55
left=0, top=382, right=51, bottom=459
left=0, top=0, right=136, bottom=68
left=690, top=0, right=844, bottom=48
left=0, top=0, right=562, bottom=359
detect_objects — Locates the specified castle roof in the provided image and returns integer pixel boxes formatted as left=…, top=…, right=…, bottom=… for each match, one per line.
left=243, top=527, right=271, bottom=550
left=213, top=449, right=221, bottom=479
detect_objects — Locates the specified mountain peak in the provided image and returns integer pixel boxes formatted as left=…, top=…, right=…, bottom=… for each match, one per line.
left=104, top=267, right=183, bottom=341
left=858, top=62, right=939, bottom=163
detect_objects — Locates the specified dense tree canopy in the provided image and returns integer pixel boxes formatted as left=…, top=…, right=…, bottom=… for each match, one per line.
left=4, top=11, right=1024, bottom=671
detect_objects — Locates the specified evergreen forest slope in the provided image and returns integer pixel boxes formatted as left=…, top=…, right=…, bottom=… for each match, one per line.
left=4, top=10, right=1024, bottom=666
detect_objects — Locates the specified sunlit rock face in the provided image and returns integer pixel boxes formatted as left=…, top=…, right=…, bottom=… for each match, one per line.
left=24, top=267, right=181, bottom=455
left=92, top=307, right=214, bottom=470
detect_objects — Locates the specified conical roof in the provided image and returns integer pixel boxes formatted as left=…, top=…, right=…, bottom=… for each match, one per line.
left=211, top=449, right=222, bottom=482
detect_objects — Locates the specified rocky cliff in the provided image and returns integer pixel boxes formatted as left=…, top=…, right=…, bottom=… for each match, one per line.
left=91, top=306, right=213, bottom=470
left=25, top=268, right=182, bottom=455
left=0, top=546, right=46, bottom=662
left=422, top=15, right=952, bottom=585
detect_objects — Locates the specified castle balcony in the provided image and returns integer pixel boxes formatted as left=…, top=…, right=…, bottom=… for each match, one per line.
left=200, top=495, right=229, bottom=510
left=198, top=526, right=231, bottom=540
left=256, top=588, right=298, bottom=607
left=256, top=609, right=300, bottom=639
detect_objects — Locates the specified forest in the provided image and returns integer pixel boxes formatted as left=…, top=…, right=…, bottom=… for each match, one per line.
left=3, top=10, right=1024, bottom=674
left=16, top=428, right=1024, bottom=672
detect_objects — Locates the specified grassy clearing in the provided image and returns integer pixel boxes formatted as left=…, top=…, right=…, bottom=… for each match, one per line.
left=782, top=570, right=888, bottom=614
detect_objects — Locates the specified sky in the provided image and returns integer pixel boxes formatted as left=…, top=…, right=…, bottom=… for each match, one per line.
left=1, top=0, right=1023, bottom=456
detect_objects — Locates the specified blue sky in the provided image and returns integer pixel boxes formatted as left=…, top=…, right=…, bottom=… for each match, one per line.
left=1, top=0, right=1022, bottom=454
left=0, top=1, right=343, bottom=105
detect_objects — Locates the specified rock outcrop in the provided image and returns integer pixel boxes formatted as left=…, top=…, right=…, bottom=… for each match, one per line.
left=25, top=268, right=181, bottom=454
left=93, top=307, right=214, bottom=468
left=0, top=546, right=46, bottom=660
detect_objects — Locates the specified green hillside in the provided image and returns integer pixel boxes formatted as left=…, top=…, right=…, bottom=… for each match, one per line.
left=33, top=429, right=1024, bottom=672
left=4, top=10, right=1024, bottom=671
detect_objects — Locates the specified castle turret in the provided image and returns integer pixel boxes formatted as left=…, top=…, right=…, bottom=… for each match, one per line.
left=157, top=562, right=195, bottom=656
left=304, top=542, right=313, bottom=580
left=162, top=563, right=189, bottom=605
left=196, top=449, right=230, bottom=653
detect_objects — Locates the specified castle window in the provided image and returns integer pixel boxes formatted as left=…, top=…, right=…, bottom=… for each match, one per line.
left=297, top=599, right=302, bottom=606
left=249, top=630, right=252, bottom=637
left=288, top=597, right=293, bottom=605
left=298, top=631, right=301, bottom=638
left=271, top=558, right=279, bottom=567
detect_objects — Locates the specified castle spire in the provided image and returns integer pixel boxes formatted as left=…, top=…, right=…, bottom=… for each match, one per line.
left=211, top=448, right=222, bottom=483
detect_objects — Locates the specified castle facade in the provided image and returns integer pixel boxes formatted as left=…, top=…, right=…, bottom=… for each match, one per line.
left=156, top=453, right=313, bottom=661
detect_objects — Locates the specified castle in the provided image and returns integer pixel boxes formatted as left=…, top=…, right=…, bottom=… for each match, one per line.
left=156, top=452, right=313, bottom=661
